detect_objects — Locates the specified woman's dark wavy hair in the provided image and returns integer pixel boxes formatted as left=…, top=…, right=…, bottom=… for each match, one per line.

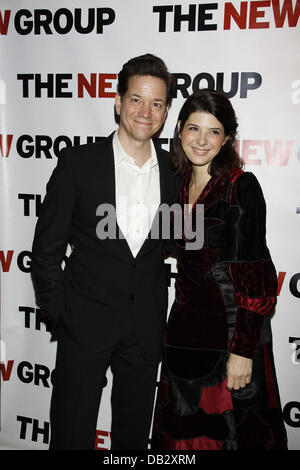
left=172, top=89, right=243, bottom=176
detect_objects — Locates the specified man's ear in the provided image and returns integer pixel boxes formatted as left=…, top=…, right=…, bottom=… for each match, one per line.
left=115, top=93, right=121, bottom=116
left=164, top=104, right=170, bottom=120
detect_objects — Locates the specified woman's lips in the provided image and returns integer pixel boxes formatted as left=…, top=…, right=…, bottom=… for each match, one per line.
left=192, top=147, right=210, bottom=156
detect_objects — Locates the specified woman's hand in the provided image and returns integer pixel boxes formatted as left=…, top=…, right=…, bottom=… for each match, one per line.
left=226, top=353, right=253, bottom=391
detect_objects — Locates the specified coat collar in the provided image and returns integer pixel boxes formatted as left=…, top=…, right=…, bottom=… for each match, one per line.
left=96, top=133, right=167, bottom=205
left=96, top=132, right=170, bottom=261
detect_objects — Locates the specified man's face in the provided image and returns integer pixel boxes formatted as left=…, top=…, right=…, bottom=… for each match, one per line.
left=115, top=74, right=168, bottom=147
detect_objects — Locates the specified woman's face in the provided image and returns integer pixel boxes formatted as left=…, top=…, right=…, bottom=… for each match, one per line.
left=179, top=111, right=227, bottom=170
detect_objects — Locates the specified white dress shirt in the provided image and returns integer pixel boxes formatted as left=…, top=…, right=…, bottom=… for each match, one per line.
left=113, top=131, right=161, bottom=257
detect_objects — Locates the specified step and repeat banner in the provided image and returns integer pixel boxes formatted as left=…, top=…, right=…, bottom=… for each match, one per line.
left=0, top=0, right=299, bottom=450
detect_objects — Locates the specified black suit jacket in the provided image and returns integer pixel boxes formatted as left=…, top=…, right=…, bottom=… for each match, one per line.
left=32, top=133, right=181, bottom=359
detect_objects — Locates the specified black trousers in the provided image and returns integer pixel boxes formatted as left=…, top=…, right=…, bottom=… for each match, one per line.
left=49, top=321, right=159, bottom=450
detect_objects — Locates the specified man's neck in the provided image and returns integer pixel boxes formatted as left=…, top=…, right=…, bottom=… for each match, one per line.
left=117, top=131, right=152, bottom=168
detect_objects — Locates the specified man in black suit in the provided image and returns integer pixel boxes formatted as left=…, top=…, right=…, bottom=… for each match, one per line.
left=32, top=54, right=180, bottom=450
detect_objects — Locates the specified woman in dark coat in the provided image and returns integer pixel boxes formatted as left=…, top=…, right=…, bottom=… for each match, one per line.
left=152, top=89, right=288, bottom=450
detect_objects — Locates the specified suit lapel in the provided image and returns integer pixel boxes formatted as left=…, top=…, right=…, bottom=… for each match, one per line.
left=135, top=144, right=169, bottom=261
left=157, top=146, right=167, bottom=206
left=97, top=134, right=134, bottom=262
left=98, top=134, right=116, bottom=205
left=99, top=136, right=171, bottom=262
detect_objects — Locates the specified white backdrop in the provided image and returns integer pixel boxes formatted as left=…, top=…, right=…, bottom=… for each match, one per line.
left=0, top=0, right=299, bottom=450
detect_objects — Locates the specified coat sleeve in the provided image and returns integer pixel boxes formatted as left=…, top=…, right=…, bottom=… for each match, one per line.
left=227, top=172, right=278, bottom=359
left=31, top=147, right=76, bottom=328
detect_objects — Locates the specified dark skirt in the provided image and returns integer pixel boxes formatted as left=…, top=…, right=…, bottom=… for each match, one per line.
left=151, top=342, right=288, bottom=450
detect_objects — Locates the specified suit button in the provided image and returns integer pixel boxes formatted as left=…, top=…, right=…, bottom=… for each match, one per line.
left=132, top=263, right=136, bottom=269
left=130, top=294, right=135, bottom=301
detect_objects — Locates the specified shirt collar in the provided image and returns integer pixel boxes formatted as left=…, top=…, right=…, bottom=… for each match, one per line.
left=113, top=131, right=158, bottom=170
